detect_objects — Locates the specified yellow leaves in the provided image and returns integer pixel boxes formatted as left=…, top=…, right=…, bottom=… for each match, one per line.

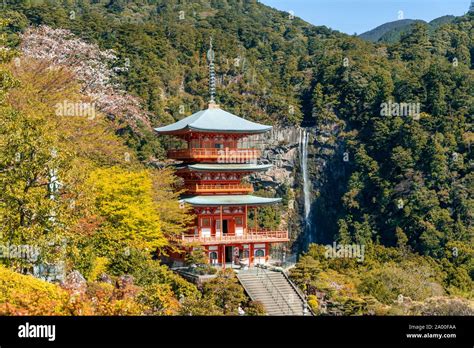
left=0, top=265, right=70, bottom=315
left=138, top=284, right=181, bottom=315
left=84, top=282, right=143, bottom=316
left=316, top=269, right=359, bottom=299
left=0, top=93, right=64, bottom=246
left=87, top=257, right=109, bottom=282
left=0, top=264, right=186, bottom=316
left=8, top=58, right=81, bottom=111
left=150, top=168, right=194, bottom=244
left=8, top=57, right=135, bottom=168
left=342, top=188, right=361, bottom=210
left=88, top=167, right=167, bottom=251
left=307, top=294, right=319, bottom=312
left=463, top=131, right=474, bottom=149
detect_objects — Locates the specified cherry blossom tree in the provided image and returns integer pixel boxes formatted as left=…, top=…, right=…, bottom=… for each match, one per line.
left=20, top=25, right=151, bottom=131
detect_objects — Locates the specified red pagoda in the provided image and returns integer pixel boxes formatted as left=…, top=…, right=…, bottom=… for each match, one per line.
left=155, top=40, right=288, bottom=267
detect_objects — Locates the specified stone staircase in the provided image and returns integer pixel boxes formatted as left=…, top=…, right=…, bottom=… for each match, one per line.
left=237, top=267, right=311, bottom=316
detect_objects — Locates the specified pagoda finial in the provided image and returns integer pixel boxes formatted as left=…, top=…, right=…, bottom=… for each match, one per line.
left=207, top=37, right=217, bottom=107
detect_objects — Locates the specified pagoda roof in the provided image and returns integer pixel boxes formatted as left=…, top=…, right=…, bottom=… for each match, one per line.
left=181, top=195, right=281, bottom=207
left=179, top=163, right=273, bottom=172
left=154, top=104, right=272, bottom=134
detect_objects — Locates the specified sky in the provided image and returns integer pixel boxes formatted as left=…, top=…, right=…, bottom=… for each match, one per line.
left=260, top=0, right=471, bottom=35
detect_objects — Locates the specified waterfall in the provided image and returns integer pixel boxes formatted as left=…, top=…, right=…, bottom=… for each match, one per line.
left=299, top=128, right=312, bottom=238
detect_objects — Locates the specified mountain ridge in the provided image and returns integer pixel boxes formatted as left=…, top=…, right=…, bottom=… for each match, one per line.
left=359, top=15, right=457, bottom=43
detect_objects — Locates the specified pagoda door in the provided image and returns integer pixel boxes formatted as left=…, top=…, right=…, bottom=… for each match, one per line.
left=222, top=219, right=229, bottom=235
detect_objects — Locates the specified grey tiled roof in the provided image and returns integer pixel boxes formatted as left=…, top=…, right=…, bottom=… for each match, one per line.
left=155, top=106, right=272, bottom=134
left=181, top=195, right=281, bottom=206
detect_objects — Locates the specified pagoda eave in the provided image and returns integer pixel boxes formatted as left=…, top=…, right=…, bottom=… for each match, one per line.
left=180, top=195, right=282, bottom=207
left=155, top=127, right=270, bottom=136
left=154, top=107, right=273, bottom=135
left=176, top=163, right=273, bottom=173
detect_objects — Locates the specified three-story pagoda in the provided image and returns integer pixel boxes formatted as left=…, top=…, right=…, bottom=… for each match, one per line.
left=155, top=102, right=289, bottom=267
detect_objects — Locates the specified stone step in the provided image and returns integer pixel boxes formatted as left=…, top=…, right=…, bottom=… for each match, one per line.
left=245, top=284, right=294, bottom=290
left=263, top=304, right=303, bottom=311
left=240, top=279, right=291, bottom=286
left=244, top=286, right=295, bottom=293
left=237, top=269, right=309, bottom=316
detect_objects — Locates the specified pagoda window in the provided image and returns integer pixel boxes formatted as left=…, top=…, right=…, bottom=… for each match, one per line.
left=203, top=137, right=211, bottom=148
left=235, top=216, right=244, bottom=236
left=235, top=217, right=243, bottom=226
left=209, top=251, right=218, bottom=260
left=255, top=249, right=265, bottom=257
left=201, top=218, right=211, bottom=228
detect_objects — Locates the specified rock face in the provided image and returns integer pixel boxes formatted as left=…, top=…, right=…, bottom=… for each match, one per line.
left=98, top=273, right=113, bottom=284
left=250, top=127, right=302, bottom=188
left=255, top=145, right=299, bottom=187
left=249, top=122, right=344, bottom=250
left=248, top=127, right=305, bottom=245
left=115, top=275, right=139, bottom=299
left=61, top=270, right=87, bottom=295
left=116, top=275, right=134, bottom=289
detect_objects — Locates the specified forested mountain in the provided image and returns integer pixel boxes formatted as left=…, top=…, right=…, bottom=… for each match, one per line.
left=0, top=0, right=472, bottom=315
left=359, top=16, right=457, bottom=43
left=359, top=19, right=424, bottom=42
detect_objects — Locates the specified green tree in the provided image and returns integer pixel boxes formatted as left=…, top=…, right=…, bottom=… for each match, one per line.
left=202, top=269, right=247, bottom=315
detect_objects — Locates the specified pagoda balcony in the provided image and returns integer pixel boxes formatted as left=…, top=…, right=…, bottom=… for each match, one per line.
left=185, top=183, right=254, bottom=194
left=167, top=148, right=261, bottom=162
left=181, top=229, right=289, bottom=245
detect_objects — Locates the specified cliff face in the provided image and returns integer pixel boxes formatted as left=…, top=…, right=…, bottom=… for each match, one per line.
left=306, top=122, right=347, bottom=246
left=251, top=127, right=301, bottom=188
left=250, top=123, right=345, bottom=252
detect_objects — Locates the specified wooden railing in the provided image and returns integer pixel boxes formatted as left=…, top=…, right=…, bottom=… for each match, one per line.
left=181, top=230, right=289, bottom=245
left=167, top=148, right=261, bottom=161
left=186, top=183, right=254, bottom=194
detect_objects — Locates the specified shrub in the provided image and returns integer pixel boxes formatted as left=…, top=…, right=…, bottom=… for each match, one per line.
left=178, top=295, right=223, bottom=316
left=245, top=300, right=266, bottom=316
left=202, top=269, right=247, bottom=315
left=307, top=295, right=319, bottom=314
left=0, top=265, right=70, bottom=315
left=411, top=297, right=474, bottom=315
left=117, top=253, right=199, bottom=299
left=137, top=284, right=180, bottom=315
left=359, top=262, right=444, bottom=304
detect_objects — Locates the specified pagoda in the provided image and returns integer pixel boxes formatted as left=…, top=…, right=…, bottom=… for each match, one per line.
left=155, top=40, right=289, bottom=267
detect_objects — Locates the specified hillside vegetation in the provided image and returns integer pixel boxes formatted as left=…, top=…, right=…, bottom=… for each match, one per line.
left=0, top=1, right=472, bottom=315
left=359, top=16, right=457, bottom=43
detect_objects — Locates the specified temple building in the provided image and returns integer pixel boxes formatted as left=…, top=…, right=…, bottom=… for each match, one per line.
left=155, top=40, right=288, bottom=267
left=155, top=102, right=289, bottom=267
